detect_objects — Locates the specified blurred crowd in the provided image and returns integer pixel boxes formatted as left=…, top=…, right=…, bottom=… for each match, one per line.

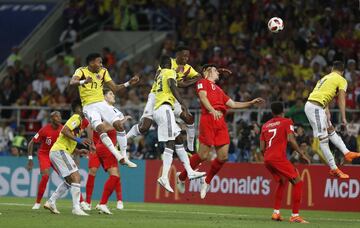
left=1, top=0, right=360, bottom=164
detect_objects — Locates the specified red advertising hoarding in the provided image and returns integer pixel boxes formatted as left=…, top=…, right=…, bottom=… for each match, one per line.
left=144, top=160, right=360, bottom=211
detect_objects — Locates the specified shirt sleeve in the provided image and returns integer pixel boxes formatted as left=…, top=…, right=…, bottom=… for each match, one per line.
left=103, top=69, right=112, bottom=83
left=338, top=78, right=348, bottom=92
left=286, top=119, right=295, bottom=135
left=196, top=80, right=208, bottom=94
left=186, top=65, right=199, bottom=78
left=65, top=115, right=81, bottom=131
left=32, top=128, right=43, bottom=143
left=73, top=68, right=84, bottom=79
left=81, top=118, right=89, bottom=129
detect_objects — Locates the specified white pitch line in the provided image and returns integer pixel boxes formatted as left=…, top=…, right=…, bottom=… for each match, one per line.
left=0, top=203, right=359, bottom=223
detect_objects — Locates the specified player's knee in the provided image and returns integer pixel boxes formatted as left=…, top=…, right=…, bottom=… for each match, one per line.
left=108, top=167, right=119, bottom=177
left=139, top=118, right=152, bottom=134
left=217, top=155, right=228, bottom=163
left=327, top=126, right=335, bottom=134
left=69, top=172, right=81, bottom=183
left=113, top=120, right=125, bottom=132
left=175, top=135, right=183, bottom=145
left=96, top=124, right=106, bottom=134
left=165, top=141, right=175, bottom=150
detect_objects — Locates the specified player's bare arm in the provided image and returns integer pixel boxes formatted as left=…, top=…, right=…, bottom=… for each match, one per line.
left=177, top=74, right=201, bottom=88
left=61, top=125, right=92, bottom=148
left=225, top=98, right=265, bottom=109
left=168, top=78, right=188, bottom=113
left=288, top=133, right=311, bottom=164
left=337, top=89, right=347, bottom=124
left=26, top=138, right=35, bottom=170
left=259, top=140, right=266, bottom=156
left=198, top=90, right=223, bottom=120
left=84, top=124, right=96, bottom=152
left=70, top=75, right=93, bottom=86
left=105, top=75, right=140, bottom=93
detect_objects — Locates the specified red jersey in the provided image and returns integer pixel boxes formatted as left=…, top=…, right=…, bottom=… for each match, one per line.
left=196, top=78, right=230, bottom=114
left=260, top=117, right=294, bottom=161
left=33, top=123, right=63, bottom=154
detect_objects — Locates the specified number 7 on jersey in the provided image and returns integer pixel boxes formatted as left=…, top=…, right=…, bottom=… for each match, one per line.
left=268, top=129, right=277, bottom=148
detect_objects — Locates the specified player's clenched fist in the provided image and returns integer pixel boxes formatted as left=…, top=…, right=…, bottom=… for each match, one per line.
left=251, top=97, right=265, bottom=105
left=129, top=75, right=140, bottom=85
left=210, top=109, right=223, bottom=120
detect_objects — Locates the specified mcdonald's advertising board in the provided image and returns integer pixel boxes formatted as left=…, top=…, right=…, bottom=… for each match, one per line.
left=144, top=160, right=360, bottom=211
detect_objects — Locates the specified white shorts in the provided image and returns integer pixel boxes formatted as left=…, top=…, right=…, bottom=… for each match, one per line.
left=304, top=101, right=329, bottom=138
left=153, top=104, right=181, bottom=142
left=50, top=150, right=78, bottom=177
left=83, top=101, right=121, bottom=129
left=141, top=93, right=156, bottom=120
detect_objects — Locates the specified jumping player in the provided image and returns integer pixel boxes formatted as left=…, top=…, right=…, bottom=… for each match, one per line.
left=176, top=64, right=264, bottom=198
left=70, top=53, right=138, bottom=167
left=260, top=102, right=310, bottom=223
left=27, top=111, right=63, bottom=210
left=305, top=61, right=360, bottom=178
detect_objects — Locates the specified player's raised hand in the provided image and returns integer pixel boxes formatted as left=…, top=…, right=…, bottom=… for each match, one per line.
left=26, top=159, right=34, bottom=171
left=210, top=109, right=223, bottom=120
left=251, top=97, right=265, bottom=106
left=129, top=74, right=140, bottom=86
left=84, top=77, right=93, bottom=84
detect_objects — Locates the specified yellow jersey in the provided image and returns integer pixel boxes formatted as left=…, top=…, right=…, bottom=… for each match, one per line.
left=154, top=69, right=177, bottom=110
left=308, top=72, right=347, bottom=107
left=51, top=114, right=82, bottom=154
left=150, top=58, right=199, bottom=93
left=73, top=67, right=112, bottom=106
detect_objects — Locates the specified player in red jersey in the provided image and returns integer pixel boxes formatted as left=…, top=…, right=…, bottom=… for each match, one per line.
left=176, top=64, right=264, bottom=198
left=260, top=102, right=311, bottom=223
left=26, top=111, right=63, bottom=210
left=81, top=89, right=131, bottom=214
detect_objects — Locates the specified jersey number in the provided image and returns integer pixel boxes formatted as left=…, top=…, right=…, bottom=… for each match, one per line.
left=91, top=82, right=98, bottom=89
left=157, top=76, right=163, bottom=92
left=268, top=129, right=277, bottom=148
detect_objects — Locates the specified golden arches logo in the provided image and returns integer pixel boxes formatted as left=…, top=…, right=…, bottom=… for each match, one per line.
left=286, top=168, right=314, bottom=207
left=155, top=164, right=180, bottom=200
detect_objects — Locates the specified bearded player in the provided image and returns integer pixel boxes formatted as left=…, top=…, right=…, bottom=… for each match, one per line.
left=260, top=102, right=310, bottom=223
left=176, top=64, right=264, bottom=198
left=27, top=111, right=63, bottom=210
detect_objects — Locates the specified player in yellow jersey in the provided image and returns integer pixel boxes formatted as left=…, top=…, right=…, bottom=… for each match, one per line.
left=127, top=46, right=201, bottom=152
left=305, top=61, right=360, bottom=178
left=153, top=56, right=205, bottom=192
left=70, top=53, right=138, bottom=168
left=44, top=101, right=92, bottom=216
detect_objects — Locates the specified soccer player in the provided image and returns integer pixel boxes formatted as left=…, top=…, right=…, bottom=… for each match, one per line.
left=127, top=46, right=201, bottom=152
left=27, top=111, right=63, bottom=210
left=70, top=53, right=138, bottom=167
left=44, top=101, right=92, bottom=216
left=81, top=89, right=130, bottom=212
left=176, top=64, right=264, bottom=198
left=305, top=61, right=360, bottom=178
left=260, top=102, right=310, bottom=224
left=153, top=55, right=205, bottom=192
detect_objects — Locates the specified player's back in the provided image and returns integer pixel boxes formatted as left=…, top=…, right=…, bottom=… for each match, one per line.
left=35, top=124, right=63, bottom=153
left=308, top=72, right=347, bottom=107
left=261, top=116, right=294, bottom=161
left=154, top=68, right=177, bottom=110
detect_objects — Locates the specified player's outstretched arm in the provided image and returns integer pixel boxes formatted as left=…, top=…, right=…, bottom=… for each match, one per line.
left=177, top=74, right=201, bottom=88
left=226, top=98, right=265, bottom=109
left=337, top=89, right=347, bottom=125
left=106, top=75, right=140, bottom=93
left=26, top=138, right=35, bottom=170
left=61, top=125, right=92, bottom=148
left=288, top=133, right=311, bottom=164
left=169, top=78, right=189, bottom=112
left=198, top=90, right=223, bottom=120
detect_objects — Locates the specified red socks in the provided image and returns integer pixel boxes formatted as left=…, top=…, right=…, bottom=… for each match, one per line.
left=36, top=174, right=49, bottom=203
left=205, top=158, right=225, bottom=184
left=85, top=174, right=95, bottom=204
left=179, top=153, right=202, bottom=181
left=115, top=176, right=122, bottom=201
left=292, top=181, right=303, bottom=214
left=100, top=175, right=119, bottom=205
left=274, top=180, right=286, bottom=210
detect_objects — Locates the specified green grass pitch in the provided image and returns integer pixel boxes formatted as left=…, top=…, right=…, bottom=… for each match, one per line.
left=0, top=197, right=359, bottom=228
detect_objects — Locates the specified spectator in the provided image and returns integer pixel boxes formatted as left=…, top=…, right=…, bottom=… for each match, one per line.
left=10, top=125, right=27, bottom=156
left=56, top=66, right=71, bottom=94
left=32, top=73, right=51, bottom=96
left=6, top=46, right=22, bottom=67
left=0, top=77, right=18, bottom=118
left=286, top=98, right=308, bottom=125
left=59, top=24, right=77, bottom=51
left=0, top=121, right=14, bottom=155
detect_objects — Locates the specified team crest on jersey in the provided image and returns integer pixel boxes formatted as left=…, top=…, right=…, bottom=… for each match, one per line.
left=96, top=74, right=102, bottom=80
left=211, top=84, right=216, bottom=90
